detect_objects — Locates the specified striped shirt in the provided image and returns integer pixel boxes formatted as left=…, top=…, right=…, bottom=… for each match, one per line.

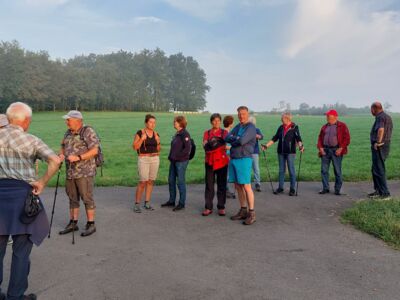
left=0, top=124, right=55, bottom=183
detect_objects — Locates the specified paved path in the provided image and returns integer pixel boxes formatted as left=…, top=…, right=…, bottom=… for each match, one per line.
left=2, top=181, right=400, bottom=300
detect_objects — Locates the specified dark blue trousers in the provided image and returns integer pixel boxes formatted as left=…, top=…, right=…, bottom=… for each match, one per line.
left=168, top=160, right=189, bottom=207
left=371, top=147, right=390, bottom=196
left=0, top=234, right=33, bottom=300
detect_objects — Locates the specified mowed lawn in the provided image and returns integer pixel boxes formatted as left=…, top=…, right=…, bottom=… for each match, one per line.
left=29, top=111, right=400, bottom=187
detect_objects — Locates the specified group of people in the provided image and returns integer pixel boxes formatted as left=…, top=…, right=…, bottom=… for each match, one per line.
left=0, top=100, right=394, bottom=299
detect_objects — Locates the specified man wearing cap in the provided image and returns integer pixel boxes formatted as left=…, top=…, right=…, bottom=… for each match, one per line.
left=0, top=114, right=8, bottom=129
left=59, top=110, right=100, bottom=237
left=368, top=102, right=393, bottom=200
left=317, top=110, right=351, bottom=195
left=0, top=102, right=61, bottom=300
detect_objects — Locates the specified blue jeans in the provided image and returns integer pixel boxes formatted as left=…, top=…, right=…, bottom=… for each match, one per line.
left=321, top=147, right=343, bottom=192
left=168, top=160, right=189, bottom=207
left=252, top=154, right=261, bottom=185
left=371, top=147, right=390, bottom=196
left=278, top=154, right=296, bottom=190
left=0, top=234, right=33, bottom=300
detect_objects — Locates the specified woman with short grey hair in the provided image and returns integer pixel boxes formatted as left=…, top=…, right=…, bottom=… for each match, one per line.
left=262, top=112, right=304, bottom=196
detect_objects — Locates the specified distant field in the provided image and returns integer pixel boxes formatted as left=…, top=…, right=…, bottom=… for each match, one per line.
left=29, top=112, right=399, bottom=187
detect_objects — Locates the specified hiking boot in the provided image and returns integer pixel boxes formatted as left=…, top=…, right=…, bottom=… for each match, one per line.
left=161, top=201, right=175, bottom=207
left=319, top=189, right=330, bottom=194
left=133, top=203, right=142, bottom=213
left=144, top=202, right=155, bottom=211
left=218, top=209, right=226, bottom=216
left=230, top=208, right=248, bottom=220
left=23, top=294, right=37, bottom=300
left=289, top=189, right=296, bottom=196
left=81, top=223, right=96, bottom=237
left=243, top=210, right=256, bottom=225
left=202, top=209, right=213, bottom=216
left=59, top=221, right=79, bottom=235
left=255, top=183, right=261, bottom=192
left=368, top=191, right=380, bottom=198
left=274, top=188, right=284, bottom=194
left=173, top=204, right=185, bottom=212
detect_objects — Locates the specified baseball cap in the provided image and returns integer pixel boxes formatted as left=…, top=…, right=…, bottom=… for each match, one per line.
left=62, top=110, right=83, bottom=120
left=325, top=109, right=338, bottom=117
left=0, top=114, right=9, bottom=127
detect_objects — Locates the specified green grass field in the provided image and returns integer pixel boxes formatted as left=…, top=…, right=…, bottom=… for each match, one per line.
left=30, top=112, right=399, bottom=187
left=342, top=199, right=400, bottom=249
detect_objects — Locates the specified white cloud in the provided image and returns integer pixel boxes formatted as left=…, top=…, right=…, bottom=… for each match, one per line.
left=284, top=0, right=400, bottom=64
left=132, top=16, right=166, bottom=25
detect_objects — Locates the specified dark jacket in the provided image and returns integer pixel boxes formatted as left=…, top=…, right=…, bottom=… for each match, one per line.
left=168, top=129, right=192, bottom=162
left=254, top=128, right=264, bottom=154
left=225, top=122, right=257, bottom=159
left=272, top=123, right=302, bottom=154
left=317, top=120, right=350, bottom=156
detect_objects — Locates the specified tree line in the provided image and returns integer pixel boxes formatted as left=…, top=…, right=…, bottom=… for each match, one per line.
left=0, top=41, right=210, bottom=112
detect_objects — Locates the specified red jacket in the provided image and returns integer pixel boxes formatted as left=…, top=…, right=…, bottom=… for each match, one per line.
left=317, top=121, right=350, bottom=156
left=204, top=129, right=229, bottom=170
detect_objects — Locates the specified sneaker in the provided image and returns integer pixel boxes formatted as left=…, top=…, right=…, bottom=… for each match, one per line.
left=23, top=294, right=37, bottom=300
left=81, top=223, right=96, bottom=237
left=230, top=208, right=248, bottom=220
left=59, top=221, right=79, bottom=235
left=202, top=209, right=213, bottom=216
left=243, top=210, right=256, bottom=225
left=161, top=201, right=175, bottom=207
left=144, top=202, right=154, bottom=211
left=218, top=209, right=226, bottom=216
left=173, top=204, right=185, bottom=212
left=334, top=191, right=343, bottom=196
left=289, top=189, right=296, bottom=196
left=133, top=204, right=142, bottom=213
left=274, top=188, right=284, bottom=194
left=368, top=191, right=380, bottom=198
left=319, top=189, right=330, bottom=194
left=255, top=183, right=261, bottom=192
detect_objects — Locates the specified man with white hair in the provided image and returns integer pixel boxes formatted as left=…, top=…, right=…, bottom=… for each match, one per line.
left=0, top=102, right=61, bottom=300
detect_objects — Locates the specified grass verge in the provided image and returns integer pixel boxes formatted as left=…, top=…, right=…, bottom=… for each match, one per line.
left=341, top=199, right=400, bottom=249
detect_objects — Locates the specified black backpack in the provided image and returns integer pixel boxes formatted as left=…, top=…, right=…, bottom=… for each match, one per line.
left=180, top=134, right=196, bottom=160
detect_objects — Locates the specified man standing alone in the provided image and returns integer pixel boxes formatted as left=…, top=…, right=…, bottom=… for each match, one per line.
left=59, top=111, right=100, bottom=237
left=369, top=102, right=393, bottom=200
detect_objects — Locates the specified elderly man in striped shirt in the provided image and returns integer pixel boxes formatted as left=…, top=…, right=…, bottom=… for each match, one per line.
left=0, top=102, right=61, bottom=300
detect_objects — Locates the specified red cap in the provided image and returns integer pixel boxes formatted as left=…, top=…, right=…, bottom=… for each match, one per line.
left=325, top=109, right=338, bottom=117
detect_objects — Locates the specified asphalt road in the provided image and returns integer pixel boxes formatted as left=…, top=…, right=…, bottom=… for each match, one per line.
left=2, top=181, right=400, bottom=300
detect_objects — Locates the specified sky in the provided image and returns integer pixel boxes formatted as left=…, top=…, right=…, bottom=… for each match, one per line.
left=1, top=0, right=400, bottom=113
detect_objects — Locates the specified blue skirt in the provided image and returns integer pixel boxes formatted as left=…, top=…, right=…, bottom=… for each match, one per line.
left=0, top=179, right=49, bottom=246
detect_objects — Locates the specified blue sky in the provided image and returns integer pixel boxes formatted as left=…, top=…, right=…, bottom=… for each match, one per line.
left=1, top=0, right=400, bottom=112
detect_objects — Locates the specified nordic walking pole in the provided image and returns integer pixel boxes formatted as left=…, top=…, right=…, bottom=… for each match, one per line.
left=48, top=163, right=62, bottom=238
left=296, top=151, right=303, bottom=196
left=262, top=148, right=276, bottom=194
left=72, top=221, right=75, bottom=245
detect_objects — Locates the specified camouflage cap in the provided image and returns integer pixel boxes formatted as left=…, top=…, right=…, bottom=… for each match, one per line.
left=62, top=110, right=83, bottom=120
left=0, top=114, right=9, bottom=127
